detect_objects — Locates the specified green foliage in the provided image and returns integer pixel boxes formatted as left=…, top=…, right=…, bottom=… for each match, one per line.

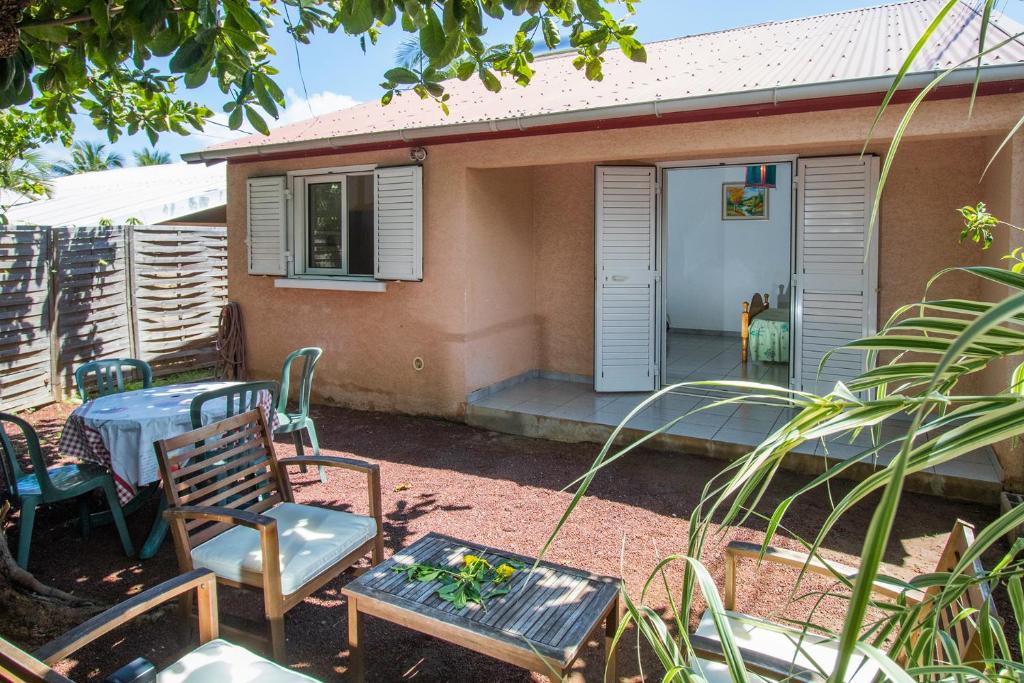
left=546, top=211, right=1024, bottom=679
left=959, top=202, right=999, bottom=249
left=52, top=141, right=124, bottom=176
left=132, top=147, right=172, bottom=166
left=392, top=552, right=523, bottom=610
left=0, top=1, right=646, bottom=147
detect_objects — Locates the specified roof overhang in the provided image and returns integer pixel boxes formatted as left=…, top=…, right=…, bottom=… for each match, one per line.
left=182, top=64, right=1024, bottom=165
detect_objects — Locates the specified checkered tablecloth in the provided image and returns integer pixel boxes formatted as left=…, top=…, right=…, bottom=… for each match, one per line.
left=59, top=382, right=277, bottom=503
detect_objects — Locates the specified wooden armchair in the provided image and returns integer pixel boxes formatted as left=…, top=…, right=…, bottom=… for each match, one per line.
left=0, top=569, right=319, bottom=682
left=154, top=409, right=384, bottom=662
left=690, top=520, right=991, bottom=682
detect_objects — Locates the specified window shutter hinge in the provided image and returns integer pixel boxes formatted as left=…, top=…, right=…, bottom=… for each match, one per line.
left=284, top=189, right=293, bottom=201
left=654, top=182, right=661, bottom=195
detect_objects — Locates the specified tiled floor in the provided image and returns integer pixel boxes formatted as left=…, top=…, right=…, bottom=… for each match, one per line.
left=468, top=376, right=1002, bottom=485
left=665, top=331, right=790, bottom=385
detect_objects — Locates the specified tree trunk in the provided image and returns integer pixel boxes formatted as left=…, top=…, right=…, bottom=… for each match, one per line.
left=0, top=503, right=105, bottom=649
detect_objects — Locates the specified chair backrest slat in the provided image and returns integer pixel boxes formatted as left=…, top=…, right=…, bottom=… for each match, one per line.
left=167, top=424, right=265, bottom=474
left=74, top=358, right=152, bottom=401
left=155, top=409, right=289, bottom=551
left=172, top=441, right=269, bottom=493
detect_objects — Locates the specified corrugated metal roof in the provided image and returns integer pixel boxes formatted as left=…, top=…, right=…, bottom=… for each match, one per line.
left=200, top=0, right=1024, bottom=155
left=3, top=162, right=226, bottom=226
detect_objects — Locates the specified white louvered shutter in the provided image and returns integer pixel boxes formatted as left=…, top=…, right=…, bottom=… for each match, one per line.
left=594, top=166, right=659, bottom=392
left=374, top=165, right=423, bottom=281
left=246, top=176, right=287, bottom=275
left=793, top=156, right=879, bottom=394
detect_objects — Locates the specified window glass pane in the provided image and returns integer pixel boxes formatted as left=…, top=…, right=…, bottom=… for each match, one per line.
left=307, top=181, right=343, bottom=270
left=347, top=175, right=374, bottom=276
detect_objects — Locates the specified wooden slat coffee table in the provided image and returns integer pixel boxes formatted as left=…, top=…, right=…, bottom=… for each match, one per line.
left=343, top=532, right=621, bottom=682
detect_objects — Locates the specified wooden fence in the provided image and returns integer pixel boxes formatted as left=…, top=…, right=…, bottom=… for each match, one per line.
left=0, top=225, right=227, bottom=412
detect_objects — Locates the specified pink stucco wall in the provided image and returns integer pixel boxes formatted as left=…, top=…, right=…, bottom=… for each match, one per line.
left=225, top=93, right=1024, bottom=425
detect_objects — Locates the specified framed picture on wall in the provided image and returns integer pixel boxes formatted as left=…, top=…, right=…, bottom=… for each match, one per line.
left=722, top=183, right=769, bottom=220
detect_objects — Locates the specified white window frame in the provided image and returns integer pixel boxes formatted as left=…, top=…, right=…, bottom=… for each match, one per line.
left=287, top=164, right=377, bottom=281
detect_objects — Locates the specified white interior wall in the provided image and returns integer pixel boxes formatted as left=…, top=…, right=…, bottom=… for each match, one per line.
left=665, top=164, right=792, bottom=333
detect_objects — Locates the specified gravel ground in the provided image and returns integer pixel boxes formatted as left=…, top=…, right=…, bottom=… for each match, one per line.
left=7, top=400, right=1000, bottom=681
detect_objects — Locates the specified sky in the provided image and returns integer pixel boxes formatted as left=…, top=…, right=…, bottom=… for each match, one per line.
left=41, top=0, right=1024, bottom=164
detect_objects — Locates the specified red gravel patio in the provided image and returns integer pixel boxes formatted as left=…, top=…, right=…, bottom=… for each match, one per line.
left=7, top=401, right=1000, bottom=681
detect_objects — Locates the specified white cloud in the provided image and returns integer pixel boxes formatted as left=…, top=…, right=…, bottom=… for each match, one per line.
left=193, top=88, right=360, bottom=144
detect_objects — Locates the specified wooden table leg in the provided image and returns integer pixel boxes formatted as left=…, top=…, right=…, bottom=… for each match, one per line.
left=348, top=597, right=364, bottom=683
left=605, top=594, right=620, bottom=683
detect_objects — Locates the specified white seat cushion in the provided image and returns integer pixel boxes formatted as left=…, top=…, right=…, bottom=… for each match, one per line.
left=190, top=502, right=377, bottom=595
left=156, top=638, right=319, bottom=682
left=694, top=609, right=880, bottom=682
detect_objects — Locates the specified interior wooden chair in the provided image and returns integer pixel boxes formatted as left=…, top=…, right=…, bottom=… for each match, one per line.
left=690, top=520, right=992, bottom=682
left=0, top=569, right=320, bottom=682
left=74, top=358, right=152, bottom=401
left=275, top=348, right=325, bottom=484
left=0, top=412, right=134, bottom=569
left=154, top=409, right=384, bottom=662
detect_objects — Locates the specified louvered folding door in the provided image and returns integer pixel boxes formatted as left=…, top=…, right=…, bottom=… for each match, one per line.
left=793, top=156, right=879, bottom=394
left=594, top=166, right=658, bottom=392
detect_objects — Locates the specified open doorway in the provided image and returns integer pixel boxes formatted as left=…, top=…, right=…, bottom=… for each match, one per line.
left=662, top=162, right=793, bottom=387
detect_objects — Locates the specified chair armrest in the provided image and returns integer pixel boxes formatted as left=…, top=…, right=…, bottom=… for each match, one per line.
left=164, top=505, right=283, bottom=595
left=278, top=455, right=378, bottom=474
left=278, top=456, right=383, bottom=553
left=690, top=633, right=825, bottom=682
left=34, top=569, right=219, bottom=666
left=725, top=541, right=923, bottom=606
left=163, top=504, right=276, bottom=532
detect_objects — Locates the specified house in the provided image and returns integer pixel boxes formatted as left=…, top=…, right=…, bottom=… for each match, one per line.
left=184, top=0, right=1024, bottom=495
left=3, top=162, right=226, bottom=227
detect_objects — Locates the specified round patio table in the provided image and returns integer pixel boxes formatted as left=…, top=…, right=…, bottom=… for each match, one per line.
left=58, top=381, right=277, bottom=559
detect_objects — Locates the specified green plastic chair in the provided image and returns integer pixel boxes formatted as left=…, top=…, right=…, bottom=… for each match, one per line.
left=189, top=380, right=280, bottom=429
left=275, top=348, right=325, bottom=483
left=0, top=412, right=135, bottom=569
left=74, top=358, right=153, bottom=401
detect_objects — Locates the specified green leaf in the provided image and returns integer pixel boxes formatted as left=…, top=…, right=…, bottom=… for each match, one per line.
left=478, top=66, right=501, bottom=92
left=464, top=0, right=485, bottom=36
left=541, top=16, right=560, bottom=48
left=456, top=61, right=476, bottom=80
left=20, top=25, right=70, bottom=42
left=576, top=0, right=607, bottom=22
left=419, top=7, right=447, bottom=59
left=245, top=106, right=270, bottom=135
left=222, top=0, right=265, bottom=33
left=227, top=106, right=243, bottom=130
left=169, top=39, right=206, bottom=73
left=618, top=36, right=646, bottom=63
left=340, top=0, right=376, bottom=35
left=384, top=67, right=420, bottom=84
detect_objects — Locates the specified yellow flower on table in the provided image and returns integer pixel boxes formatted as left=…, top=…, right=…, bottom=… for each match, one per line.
left=495, top=564, right=516, bottom=582
left=463, top=554, right=489, bottom=569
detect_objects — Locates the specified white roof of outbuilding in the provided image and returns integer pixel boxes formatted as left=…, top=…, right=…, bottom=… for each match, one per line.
left=3, top=162, right=226, bottom=226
